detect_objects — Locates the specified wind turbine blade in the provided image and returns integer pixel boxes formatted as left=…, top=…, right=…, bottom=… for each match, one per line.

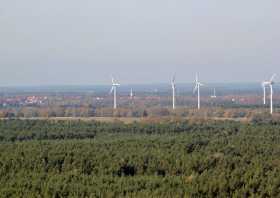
left=270, top=74, right=276, bottom=82
left=109, top=86, right=114, bottom=94
left=193, top=84, right=198, bottom=93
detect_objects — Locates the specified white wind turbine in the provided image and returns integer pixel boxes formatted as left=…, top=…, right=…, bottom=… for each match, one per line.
left=193, top=74, right=204, bottom=109
left=110, top=77, right=120, bottom=109
left=262, top=74, right=276, bottom=105
left=171, top=75, right=176, bottom=110
left=262, top=74, right=276, bottom=114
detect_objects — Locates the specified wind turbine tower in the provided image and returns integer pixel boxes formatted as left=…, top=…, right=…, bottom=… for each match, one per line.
left=211, top=88, right=217, bottom=98
left=171, top=75, right=176, bottom=110
left=130, top=88, right=134, bottom=100
left=269, top=74, right=276, bottom=114
left=193, top=74, right=204, bottom=109
left=110, top=77, right=120, bottom=109
left=262, top=81, right=269, bottom=105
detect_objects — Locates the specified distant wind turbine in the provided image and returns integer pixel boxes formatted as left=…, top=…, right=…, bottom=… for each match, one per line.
left=193, top=74, right=204, bottom=109
left=110, top=76, right=120, bottom=109
left=262, top=74, right=276, bottom=114
left=171, top=75, right=176, bottom=110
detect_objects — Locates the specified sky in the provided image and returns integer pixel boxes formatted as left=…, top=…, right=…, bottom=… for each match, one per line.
left=0, top=0, right=280, bottom=86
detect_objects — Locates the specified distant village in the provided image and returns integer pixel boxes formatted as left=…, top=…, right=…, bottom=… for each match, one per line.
left=0, top=96, right=48, bottom=107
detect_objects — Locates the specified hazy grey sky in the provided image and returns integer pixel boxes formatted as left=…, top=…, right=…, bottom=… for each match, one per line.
left=1, top=0, right=280, bottom=86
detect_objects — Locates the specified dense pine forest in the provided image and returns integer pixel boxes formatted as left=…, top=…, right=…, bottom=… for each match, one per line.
left=1, top=119, right=280, bottom=197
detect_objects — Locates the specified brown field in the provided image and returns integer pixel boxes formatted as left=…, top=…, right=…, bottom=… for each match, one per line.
left=0, top=116, right=251, bottom=124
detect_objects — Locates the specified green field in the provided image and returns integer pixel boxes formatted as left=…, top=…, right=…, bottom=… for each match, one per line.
left=1, top=119, right=280, bottom=197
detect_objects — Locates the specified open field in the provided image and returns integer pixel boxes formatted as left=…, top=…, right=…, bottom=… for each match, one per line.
left=0, top=116, right=143, bottom=124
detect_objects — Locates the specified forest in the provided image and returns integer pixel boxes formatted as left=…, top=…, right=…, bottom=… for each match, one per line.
left=1, top=118, right=280, bottom=197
